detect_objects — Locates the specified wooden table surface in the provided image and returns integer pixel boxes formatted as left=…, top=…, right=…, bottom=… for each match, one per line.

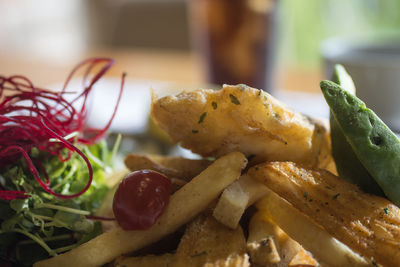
left=0, top=47, right=322, bottom=94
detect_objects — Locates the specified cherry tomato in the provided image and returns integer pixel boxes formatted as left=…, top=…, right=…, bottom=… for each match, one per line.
left=112, top=170, right=172, bottom=230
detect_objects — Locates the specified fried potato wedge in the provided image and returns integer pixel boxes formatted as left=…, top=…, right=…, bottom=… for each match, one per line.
left=246, top=236, right=280, bottom=265
left=213, top=174, right=269, bottom=229
left=151, top=84, right=331, bottom=168
left=288, top=250, right=317, bottom=267
left=248, top=211, right=306, bottom=267
left=34, top=152, right=247, bottom=267
left=113, top=253, right=173, bottom=267
left=124, top=153, right=212, bottom=181
left=213, top=180, right=249, bottom=229
left=204, top=254, right=250, bottom=267
left=250, top=162, right=400, bottom=267
left=255, top=192, right=369, bottom=267
left=237, top=174, right=270, bottom=207
left=171, top=214, right=249, bottom=267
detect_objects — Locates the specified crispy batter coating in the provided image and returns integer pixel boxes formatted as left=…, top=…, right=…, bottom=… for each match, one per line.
left=171, top=215, right=249, bottom=267
left=249, top=161, right=400, bottom=267
left=151, top=84, right=331, bottom=168
left=113, top=253, right=173, bottom=267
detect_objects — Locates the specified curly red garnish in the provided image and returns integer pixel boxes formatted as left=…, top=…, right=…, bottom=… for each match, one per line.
left=0, top=58, right=125, bottom=199
left=0, top=190, right=30, bottom=201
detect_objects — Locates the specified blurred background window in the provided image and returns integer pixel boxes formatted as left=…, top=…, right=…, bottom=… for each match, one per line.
left=86, top=0, right=190, bottom=50
left=0, top=0, right=86, bottom=62
left=278, top=0, right=400, bottom=69
left=0, top=0, right=399, bottom=92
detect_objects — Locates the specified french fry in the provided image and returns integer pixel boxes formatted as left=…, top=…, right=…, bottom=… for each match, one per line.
left=246, top=236, right=280, bottom=265
left=124, top=154, right=188, bottom=192
left=288, top=250, right=317, bottom=267
left=251, top=161, right=400, bottom=266
left=34, top=152, right=247, bottom=267
left=213, top=181, right=249, bottom=229
left=124, top=153, right=176, bottom=175
left=124, top=153, right=212, bottom=181
left=113, top=253, right=173, bottom=267
left=247, top=211, right=315, bottom=267
left=238, top=174, right=270, bottom=207
left=148, top=154, right=213, bottom=176
left=204, top=254, right=250, bottom=267
left=255, top=192, right=370, bottom=267
left=247, top=211, right=278, bottom=243
left=171, top=214, right=249, bottom=267
left=213, top=175, right=269, bottom=229
left=248, top=211, right=304, bottom=267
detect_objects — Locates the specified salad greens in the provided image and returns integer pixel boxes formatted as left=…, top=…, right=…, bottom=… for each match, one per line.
left=0, top=137, right=120, bottom=266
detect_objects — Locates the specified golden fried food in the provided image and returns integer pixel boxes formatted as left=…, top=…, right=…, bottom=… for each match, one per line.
left=204, top=254, right=250, bottom=267
left=255, top=192, right=368, bottom=267
left=113, top=253, right=173, bottom=267
left=151, top=84, right=331, bottom=168
left=34, top=152, right=247, bottom=267
left=246, top=236, right=281, bottom=265
left=248, top=211, right=308, bottom=267
left=171, top=215, right=249, bottom=267
left=250, top=161, right=400, bottom=267
left=288, top=250, right=318, bottom=267
left=124, top=153, right=212, bottom=181
left=213, top=180, right=249, bottom=229
left=213, top=174, right=269, bottom=229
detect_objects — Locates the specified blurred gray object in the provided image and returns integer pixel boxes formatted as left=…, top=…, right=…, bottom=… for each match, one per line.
left=86, top=0, right=190, bottom=50
left=322, top=38, right=400, bottom=132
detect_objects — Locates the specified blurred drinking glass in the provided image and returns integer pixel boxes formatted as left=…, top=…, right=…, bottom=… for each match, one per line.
left=189, top=0, right=277, bottom=92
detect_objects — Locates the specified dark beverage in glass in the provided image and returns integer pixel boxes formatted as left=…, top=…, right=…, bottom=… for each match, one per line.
left=190, top=0, right=276, bottom=91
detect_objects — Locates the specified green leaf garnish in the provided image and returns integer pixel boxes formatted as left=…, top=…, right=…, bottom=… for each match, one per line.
left=0, top=141, right=119, bottom=264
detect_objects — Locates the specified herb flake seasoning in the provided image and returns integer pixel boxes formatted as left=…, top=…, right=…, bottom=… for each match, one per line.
left=192, top=129, right=199, bottom=134
left=332, top=193, right=340, bottom=200
left=198, top=112, right=207, bottom=124
left=273, top=112, right=281, bottom=119
left=384, top=207, right=389, bottom=214
left=229, top=94, right=240, bottom=105
left=212, top=101, right=217, bottom=110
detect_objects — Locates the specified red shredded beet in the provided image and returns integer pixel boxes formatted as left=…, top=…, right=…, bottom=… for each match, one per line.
left=0, top=58, right=125, bottom=199
left=0, top=190, right=30, bottom=201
